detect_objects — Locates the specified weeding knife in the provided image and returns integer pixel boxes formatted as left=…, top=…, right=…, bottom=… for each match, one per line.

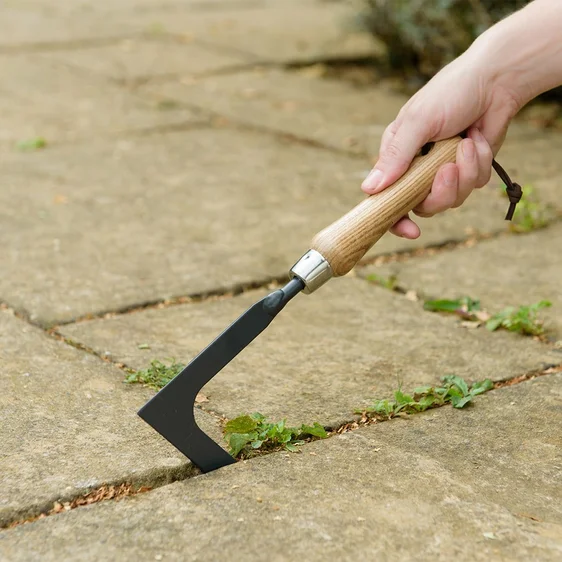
left=138, top=137, right=461, bottom=472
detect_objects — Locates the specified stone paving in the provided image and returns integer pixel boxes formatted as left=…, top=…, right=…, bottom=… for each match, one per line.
left=1, top=1, right=561, bottom=560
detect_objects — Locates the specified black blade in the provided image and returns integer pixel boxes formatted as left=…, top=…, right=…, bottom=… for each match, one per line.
left=138, top=278, right=304, bottom=472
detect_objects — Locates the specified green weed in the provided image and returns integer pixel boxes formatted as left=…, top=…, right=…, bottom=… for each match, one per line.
left=365, top=273, right=398, bottom=290
left=358, top=375, right=494, bottom=420
left=507, top=185, right=550, bottom=233
left=124, top=358, right=185, bottom=389
left=423, top=296, right=481, bottom=319
left=223, top=413, right=327, bottom=458
left=16, top=137, right=47, bottom=151
left=486, top=301, right=552, bottom=336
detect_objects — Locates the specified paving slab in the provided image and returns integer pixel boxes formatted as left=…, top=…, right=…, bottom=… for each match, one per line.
left=2, top=374, right=561, bottom=561
left=0, top=128, right=520, bottom=325
left=60, top=278, right=560, bottom=428
left=361, top=222, right=562, bottom=340
left=40, top=38, right=253, bottom=83
left=142, top=67, right=406, bottom=155
left=0, top=309, right=222, bottom=527
left=116, top=0, right=377, bottom=64
left=0, top=54, right=203, bottom=146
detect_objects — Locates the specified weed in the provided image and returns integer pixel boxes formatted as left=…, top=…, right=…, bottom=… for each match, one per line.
left=124, top=358, right=185, bottom=389
left=423, top=296, right=481, bottom=319
left=16, top=137, right=47, bottom=151
left=424, top=295, right=552, bottom=335
left=486, top=301, right=552, bottom=336
left=357, top=375, right=493, bottom=420
left=507, top=185, right=550, bottom=233
left=223, top=413, right=327, bottom=458
left=365, top=273, right=398, bottom=290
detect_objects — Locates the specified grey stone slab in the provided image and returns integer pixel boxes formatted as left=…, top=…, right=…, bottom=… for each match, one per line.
left=0, top=309, right=222, bottom=527
left=0, top=54, right=203, bottom=146
left=1, top=128, right=517, bottom=325
left=60, top=278, right=559, bottom=428
left=0, top=2, right=128, bottom=47
left=2, top=374, right=561, bottom=561
left=142, top=67, right=406, bottom=155
left=360, top=222, right=562, bottom=340
left=118, top=0, right=377, bottom=64
left=41, top=38, right=252, bottom=83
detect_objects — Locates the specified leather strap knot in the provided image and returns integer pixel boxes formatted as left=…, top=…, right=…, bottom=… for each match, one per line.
left=492, top=159, right=523, bottom=221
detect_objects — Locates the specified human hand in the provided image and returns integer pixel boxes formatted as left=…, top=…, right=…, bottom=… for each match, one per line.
left=361, top=47, right=523, bottom=239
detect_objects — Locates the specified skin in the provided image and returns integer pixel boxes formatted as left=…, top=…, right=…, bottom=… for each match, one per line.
left=361, top=0, right=562, bottom=239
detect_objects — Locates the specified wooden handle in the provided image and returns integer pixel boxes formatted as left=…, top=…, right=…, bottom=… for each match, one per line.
left=311, top=136, right=462, bottom=277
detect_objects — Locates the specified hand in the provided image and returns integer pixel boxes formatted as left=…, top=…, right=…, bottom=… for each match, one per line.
left=361, top=48, right=523, bottom=239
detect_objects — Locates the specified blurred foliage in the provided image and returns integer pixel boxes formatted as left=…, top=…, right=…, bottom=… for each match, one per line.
left=357, top=0, right=528, bottom=80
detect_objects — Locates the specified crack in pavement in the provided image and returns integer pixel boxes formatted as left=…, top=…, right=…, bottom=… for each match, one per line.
left=3, top=361, right=561, bottom=532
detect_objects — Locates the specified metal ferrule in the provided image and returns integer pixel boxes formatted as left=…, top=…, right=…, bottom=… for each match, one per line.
left=289, top=249, right=333, bottom=294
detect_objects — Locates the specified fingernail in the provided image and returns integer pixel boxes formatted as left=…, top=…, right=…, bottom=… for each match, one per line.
left=462, top=139, right=475, bottom=161
left=362, top=169, right=384, bottom=192
left=471, top=128, right=484, bottom=143
left=443, top=166, right=458, bottom=188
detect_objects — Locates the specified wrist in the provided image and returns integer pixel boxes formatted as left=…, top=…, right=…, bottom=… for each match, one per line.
left=469, top=0, right=562, bottom=107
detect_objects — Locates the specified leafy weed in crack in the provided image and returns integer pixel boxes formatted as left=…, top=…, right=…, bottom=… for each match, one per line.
left=504, top=185, right=551, bottom=233
left=365, top=273, right=398, bottom=290
left=357, top=375, right=493, bottom=420
left=223, top=413, right=327, bottom=458
left=487, top=301, right=552, bottom=336
left=124, top=358, right=185, bottom=390
left=16, top=137, right=47, bottom=151
left=424, top=296, right=552, bottom=336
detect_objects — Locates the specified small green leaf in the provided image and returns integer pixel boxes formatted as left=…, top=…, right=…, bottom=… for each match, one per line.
left=486, top=316, right=504, bottom=332
left=452, top=396, right=473, bottom=409
left=395, top=390, right=414, bottom=405
left=137, top=343, right=151, bottom=350
left=17, top=137, right=47, bottom=151
left=301, top=423, right=327, bottom=438
left=416, top=395, right=436, bottom=411
left=424, top=299, right=464, bottom=312
left=224, top=415, right=258, bottom=434
left=228, top=433, right=252, bottom=457
left=442, top=375, right=469, bottom=396
left=285, top=443, right=299, bottom=452
left=251, top=440, right=263, bottom=449
left=470, top=379, right=493, bottom=395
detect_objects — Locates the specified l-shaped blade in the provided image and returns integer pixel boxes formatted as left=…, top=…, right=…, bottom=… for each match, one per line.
left=138, top=278, right=304, bottom=472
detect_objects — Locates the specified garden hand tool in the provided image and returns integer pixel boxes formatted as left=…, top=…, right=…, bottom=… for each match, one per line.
left=138, top=136, right=521, bottom=473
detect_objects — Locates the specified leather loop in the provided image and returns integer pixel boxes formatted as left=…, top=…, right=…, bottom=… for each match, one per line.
left=492, top=159, right=523, bottom=221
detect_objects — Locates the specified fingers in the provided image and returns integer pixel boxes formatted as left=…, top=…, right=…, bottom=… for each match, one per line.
left=362, top=114, right=432, bottom=195
left=414, top=128, right=493, bottom=217
left=389, top=215, right=421, bottom=239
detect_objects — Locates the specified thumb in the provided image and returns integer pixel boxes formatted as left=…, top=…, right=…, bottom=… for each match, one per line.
left=362, top=118, right=432, bottom=194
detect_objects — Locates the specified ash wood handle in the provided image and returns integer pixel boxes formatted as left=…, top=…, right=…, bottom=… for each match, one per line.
left=311, top=136, right=462, bottom=277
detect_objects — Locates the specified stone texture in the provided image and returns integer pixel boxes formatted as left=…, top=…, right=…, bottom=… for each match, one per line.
left=0, top=309, right=222, bottom=527
left=41, top=38, right=252, bottom=83
left=60, top=278, right=560, bottom=427
left=0, top=53, right=204, bottom=146
left=119, top=0, right=377, bottom=64
left=2, top=1, right=375, bottom=64
left=360, top=222, right=562, bottom=340
left=1, top=128, right=518, bottom=325
left=2, top=374, right=561, bottom=561
left=142, top=67, right=406, bottom=155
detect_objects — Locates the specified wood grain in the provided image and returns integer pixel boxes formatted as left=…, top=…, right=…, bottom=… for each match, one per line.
left=311, top=136, right=461, bottom=276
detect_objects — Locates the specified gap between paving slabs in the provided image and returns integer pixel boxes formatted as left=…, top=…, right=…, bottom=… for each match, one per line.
left=60, top=277, right=560, bottom=428
left=0, top=309, right=226, bottom=529
left=2, top=374, right=561, bottom=561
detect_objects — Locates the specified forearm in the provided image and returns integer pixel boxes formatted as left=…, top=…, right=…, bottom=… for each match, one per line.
left=471, top=0, right=562, bottom=105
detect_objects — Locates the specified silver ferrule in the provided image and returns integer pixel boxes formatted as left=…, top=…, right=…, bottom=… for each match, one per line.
left=290, top=249, right=333, bottom=294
